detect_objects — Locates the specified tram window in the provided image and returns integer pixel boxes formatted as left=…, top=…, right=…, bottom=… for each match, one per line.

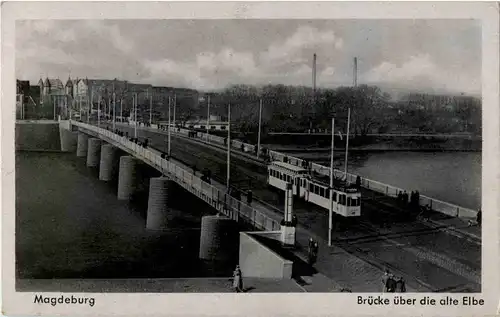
left=315, top=186, right=319, bottom=195
left=351, top=197, right=359, bottom=206
left=347, top=197, right=351, bottom=206
left=339, top=194, right=346, bottom=205
left=319, top=188, right=324, bottom=197
left=332, top=192, right=337, bottom=201
left=325, top=190, right=330, bottom=199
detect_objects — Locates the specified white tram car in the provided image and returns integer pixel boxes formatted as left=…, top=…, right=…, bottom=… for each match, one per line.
left=267, top=161, right=361, bottom=217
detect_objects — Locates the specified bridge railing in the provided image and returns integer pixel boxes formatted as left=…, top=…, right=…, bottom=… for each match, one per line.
left=74, top=121, right=281, bottom=232
left=118, top=121, right=478, bottom=219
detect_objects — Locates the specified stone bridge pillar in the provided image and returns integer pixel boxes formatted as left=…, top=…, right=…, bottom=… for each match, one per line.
left=199, top=215, right=238, bottom=262
left=117, top=156, right=138, bottom=200
left=76, top=132, right=89, bottom=157
left=60, top=128, right=77, bottom=152
left=99, top=144, right=118, bottom=181
left=146, top=177, right=176, bottom=230
left=86, top=138, right=102, bottom=167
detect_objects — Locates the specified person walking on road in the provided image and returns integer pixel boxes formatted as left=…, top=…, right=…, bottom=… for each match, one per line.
left=247, top=190, right=253, bottom=205
left=381, top=270, right=390, bottom=292
left=385, top=273, right=397, bottom=293
left=308, top=238, right=316, bottom=265
left=395, top=276, right=406, bottom=293
left=233, top=265, right=243, bottom=293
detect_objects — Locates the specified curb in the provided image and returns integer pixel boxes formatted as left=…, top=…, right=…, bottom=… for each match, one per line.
left=426, top=219, right=481, bottom=245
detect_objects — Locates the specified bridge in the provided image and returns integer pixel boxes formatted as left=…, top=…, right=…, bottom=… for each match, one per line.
left=48, top=119, right=481, bottom=292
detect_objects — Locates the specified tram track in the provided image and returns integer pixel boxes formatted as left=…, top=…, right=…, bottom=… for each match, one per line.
left=109, top=124, right=481, bottom=291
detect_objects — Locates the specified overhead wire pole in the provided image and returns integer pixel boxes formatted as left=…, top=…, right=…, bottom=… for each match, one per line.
left=113, top=92, right=116, bottom=131
left=226, top=103, right=231, bottom=191
left=328, top=117, right=335, bottom=246
left=98, top=94, right=101, bottom=128
left=89, top=90, right=93, bottom=124
left=206, top=95, right=210, bottom=142
left=134, top=93, right=138, bottom=138
left=257, top=98, right=263, bottom=158
left=168, top=96, right=172, bottom=156
left=87, top=90, right=90, bottom=123
left=149, top=91, right=153, bottom=126
left=311, top=53, right=317, bottom=131
left=120, top=98, right=123, bottom=123
left=344, top=57, right=356, bottom=182
left=173, top=94, right=176, bottom=130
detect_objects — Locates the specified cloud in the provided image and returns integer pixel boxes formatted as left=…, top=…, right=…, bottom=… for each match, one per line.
left=260, top=26, right=343, bottom=66
left=362, top=54, right=481, bottom=94
left=15, top=20, right=480, bottom=95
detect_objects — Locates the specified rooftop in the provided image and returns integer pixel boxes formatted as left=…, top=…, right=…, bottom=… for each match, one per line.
left=270, top=161, right=307, bottom=173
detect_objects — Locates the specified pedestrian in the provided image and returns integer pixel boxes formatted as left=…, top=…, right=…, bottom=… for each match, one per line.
left=415, top=191, right=420, bottom=205
left=477, top=209, right=482, bottom=226
left=356, top=175, right=361, bottom=188
left=385, top=273, right=397, bottom=293
left=312, top=241, right=319, bottom=263
left=395, top=276, right=406, bottom=293
left=381, top=270, right=390, bottom=292
left=233, top=265, right=243, bottom=292
left=247, top=190, right=253, bottom=205
left=403, top=191, right=408, bottom=204
left=397, top=191, right=402, bottom=203
left=291, top=215, right=298, bottom=227
left=308, top=238, right=315, bottom=265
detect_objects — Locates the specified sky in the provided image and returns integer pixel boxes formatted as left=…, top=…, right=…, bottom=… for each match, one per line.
left=16, top=19, right=481, bottom=95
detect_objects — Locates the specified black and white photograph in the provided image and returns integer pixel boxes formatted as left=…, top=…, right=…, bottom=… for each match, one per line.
left=2, top=2, right=499, bottom=317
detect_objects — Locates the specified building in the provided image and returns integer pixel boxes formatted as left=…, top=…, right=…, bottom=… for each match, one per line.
left=16, top=80, right=30, bottom=96
left=38, top=77, right=69, bottom=118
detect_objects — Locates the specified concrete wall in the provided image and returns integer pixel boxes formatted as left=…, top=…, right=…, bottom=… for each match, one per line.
left=239, top=232, right=293, bottom=279
left=16, top=122, right=61, bottom=151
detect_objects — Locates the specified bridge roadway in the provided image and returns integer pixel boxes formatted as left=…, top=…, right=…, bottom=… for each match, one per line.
left=104, top=122, right=481, bottom=292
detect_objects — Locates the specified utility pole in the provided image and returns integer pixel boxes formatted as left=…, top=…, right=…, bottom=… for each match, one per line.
left=344, top=108, right=351, bottom=181
left=226, top=103, right=231, bottom=190
left=257, top=98, right=263, bottom=158
left=134, top=93, right=138, bottom=138
left=311, top=53, right=317, bottom=131
left=207, top=95, right=211, bottom=142
left=173, top=94, right=176, bottom=129
left=149, top=92, right=153, bottom=126
left=98, top=94, right=101, bottom=127
left=168, top=96, right=172, bottom=156
left=328, top=117, right=335, bottom=246
left=112, top=92, right=116, bottom=130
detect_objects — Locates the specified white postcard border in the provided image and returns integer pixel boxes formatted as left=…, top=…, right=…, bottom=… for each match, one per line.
left=2, top=1, right=499, bottom=316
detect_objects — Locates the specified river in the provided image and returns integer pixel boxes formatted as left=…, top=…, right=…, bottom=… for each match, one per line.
left=15, top=151, right=234, bottom=280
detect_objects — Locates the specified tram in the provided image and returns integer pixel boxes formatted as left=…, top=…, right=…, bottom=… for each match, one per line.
left=267, top=161, right=361, bottom=217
